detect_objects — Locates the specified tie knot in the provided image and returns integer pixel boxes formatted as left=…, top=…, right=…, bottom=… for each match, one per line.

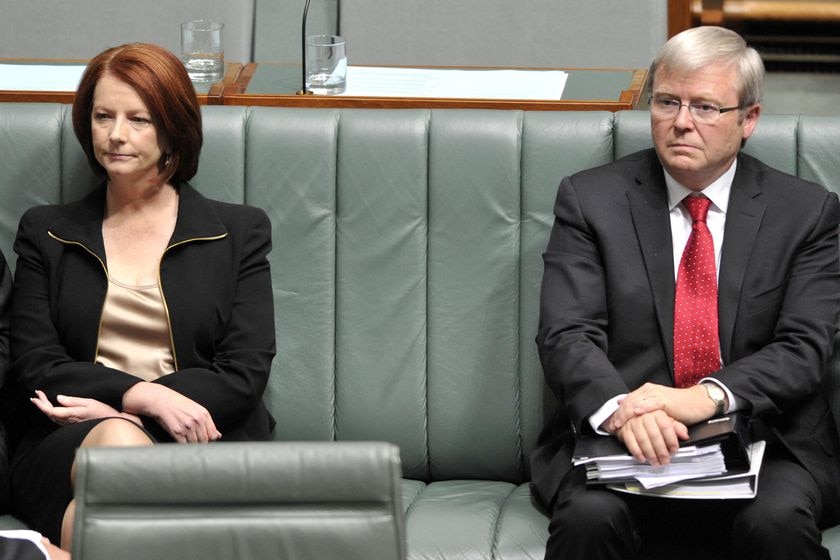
left=682, top=195, right=711, bottom=223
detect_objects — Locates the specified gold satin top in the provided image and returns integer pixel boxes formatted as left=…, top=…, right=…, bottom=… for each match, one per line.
left=95, top=276, right=175, bottom=380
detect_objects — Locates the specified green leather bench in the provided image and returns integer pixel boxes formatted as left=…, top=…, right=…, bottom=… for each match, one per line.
left=0, top=104, right=838, bottom=559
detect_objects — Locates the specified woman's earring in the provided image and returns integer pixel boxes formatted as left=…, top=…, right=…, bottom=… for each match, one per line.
left=164, top=153, right=172, bottom=167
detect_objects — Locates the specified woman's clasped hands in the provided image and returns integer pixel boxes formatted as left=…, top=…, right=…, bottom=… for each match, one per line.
left=30, top=382, right=222, bottom=443
left=122, top=381, right=222, bottom=443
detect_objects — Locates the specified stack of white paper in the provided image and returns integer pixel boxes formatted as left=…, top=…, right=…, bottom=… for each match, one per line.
left=608, top=441, right=766, bottom=500
left=575, top=443, right=727, bottom=489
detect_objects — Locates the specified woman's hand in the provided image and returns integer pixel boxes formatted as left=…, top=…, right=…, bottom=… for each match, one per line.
left=30, top=389, right=142, bottom=426
left=122, top=382, right=221, bottom=443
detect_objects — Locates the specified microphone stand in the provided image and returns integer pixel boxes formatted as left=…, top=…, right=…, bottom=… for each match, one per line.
left=297, top=0, right=313, bottom=95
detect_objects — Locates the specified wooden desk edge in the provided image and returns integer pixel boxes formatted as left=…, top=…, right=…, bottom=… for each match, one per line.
left=223, top=62, right=258, bottom=96
left=224, top=65, right=649, bottom=111
left=0, top=91, right=76, bottom=104
left=0, top=61, right=243, bottom=106
left=620, top=68, right=649, bottom=107
left=206, top=63, right=243, bottom=104
left=222, top=95, right=638, bottom=111
left=0, top=63, right=649, bottom=112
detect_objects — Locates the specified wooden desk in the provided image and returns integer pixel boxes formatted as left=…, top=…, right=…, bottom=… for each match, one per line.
left=222, top=63, right=648, bottom=111
left=0, top=60, right=648, bottom=111
left=0, top=59, right=244, bottom=105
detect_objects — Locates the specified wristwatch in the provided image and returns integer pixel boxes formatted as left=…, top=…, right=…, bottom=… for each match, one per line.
left=704, top=383, right=726, bottom=417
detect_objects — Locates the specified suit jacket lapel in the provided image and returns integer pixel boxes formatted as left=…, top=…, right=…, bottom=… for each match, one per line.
left=627, top=153, right=678, bottom=376
left=718, top=156, right=765, bottom=363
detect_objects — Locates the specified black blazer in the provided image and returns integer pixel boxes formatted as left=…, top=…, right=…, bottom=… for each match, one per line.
left=531, top=149, right=840, bottom=522
left=8, top=182, right=276, bottom=444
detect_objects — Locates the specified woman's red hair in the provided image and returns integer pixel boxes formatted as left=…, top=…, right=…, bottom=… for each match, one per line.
left=72, top=43, right=203, bottom=185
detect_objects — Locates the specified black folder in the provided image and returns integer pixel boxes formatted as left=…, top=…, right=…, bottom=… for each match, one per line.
left=573, top=413, right=751, bottom=472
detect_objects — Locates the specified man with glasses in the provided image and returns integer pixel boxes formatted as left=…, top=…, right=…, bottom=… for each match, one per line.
left=532, top=25, right=840, bottom=559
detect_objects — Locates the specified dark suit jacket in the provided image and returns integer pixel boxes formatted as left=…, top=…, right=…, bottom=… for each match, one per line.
left=0, top=535, right=45, bottom=560
left=0, top=251, right=11, bottom=515
left=8, top=182, right=276, bottom=446
left=531, top=149, right=840, bottom=524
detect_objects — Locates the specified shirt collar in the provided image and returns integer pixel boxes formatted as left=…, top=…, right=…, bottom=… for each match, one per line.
left=665, top=159, right=737, bottom=214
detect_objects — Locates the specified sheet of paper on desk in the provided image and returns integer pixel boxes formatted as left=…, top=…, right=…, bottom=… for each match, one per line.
left=341, top=66, right=568, bottom=100
left=0, top=64, right=86, bottom=91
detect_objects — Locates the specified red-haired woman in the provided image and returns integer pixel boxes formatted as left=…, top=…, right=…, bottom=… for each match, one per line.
left=7, top=43, right=275, bottom=553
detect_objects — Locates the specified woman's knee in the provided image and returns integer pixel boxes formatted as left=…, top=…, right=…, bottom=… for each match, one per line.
left=80, top=418, right=153, bottom=448
left=70, top=419, right=153, bottom=485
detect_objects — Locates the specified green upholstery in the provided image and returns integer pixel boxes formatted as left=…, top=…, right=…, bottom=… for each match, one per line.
left=73, top=442, right=405, bottom=560
left=0, top=104, right=839, bottom=559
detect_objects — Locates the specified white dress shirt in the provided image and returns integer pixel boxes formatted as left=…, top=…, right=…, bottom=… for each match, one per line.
left=588, top=160, right=739, bottom=434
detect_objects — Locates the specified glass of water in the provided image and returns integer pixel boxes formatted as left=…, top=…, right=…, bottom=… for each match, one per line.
left=306, top=35, right=347, bottom=95
left=181, top=20, right=224, bottom=82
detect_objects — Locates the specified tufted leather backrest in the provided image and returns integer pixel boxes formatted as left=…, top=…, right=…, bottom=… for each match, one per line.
left=0, top=105, right=837, bottom=485
left=244, top=108, right=620, bottom=482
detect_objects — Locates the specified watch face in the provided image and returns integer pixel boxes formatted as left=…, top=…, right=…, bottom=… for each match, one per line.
left=706, top=384, right=725, bottom=414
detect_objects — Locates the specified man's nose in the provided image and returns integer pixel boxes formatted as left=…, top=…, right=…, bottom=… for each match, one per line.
left=673, top=103, right=695, bottom=129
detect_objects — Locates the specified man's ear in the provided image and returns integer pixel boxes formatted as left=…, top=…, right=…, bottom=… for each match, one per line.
left=741, top=103, right=761, bottom=142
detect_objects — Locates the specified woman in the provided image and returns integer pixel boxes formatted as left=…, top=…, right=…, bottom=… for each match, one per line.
left=8, top=43, right=275, bottom=552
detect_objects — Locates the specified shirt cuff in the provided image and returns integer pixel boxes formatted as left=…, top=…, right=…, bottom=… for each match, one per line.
left=588, top=394, right=626, bottom=435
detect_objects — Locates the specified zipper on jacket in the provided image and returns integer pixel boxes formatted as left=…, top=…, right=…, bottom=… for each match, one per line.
left=50, top=230, right=228, bottom=369
left=48, top=231, right=110, bottom=361
left=158, top=234, right=228, bottom=371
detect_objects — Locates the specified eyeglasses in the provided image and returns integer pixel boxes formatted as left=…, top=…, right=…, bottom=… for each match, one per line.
left=648, top=97, right=742, bottom=125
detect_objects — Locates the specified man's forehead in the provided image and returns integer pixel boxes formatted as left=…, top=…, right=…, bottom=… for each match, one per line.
left=652, top=63, right=739, bottom=96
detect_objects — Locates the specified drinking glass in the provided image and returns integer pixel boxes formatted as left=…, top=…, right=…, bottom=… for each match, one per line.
left=181, top=20, right=224, bottom=82
left=306, top=35, right=347, bottom=94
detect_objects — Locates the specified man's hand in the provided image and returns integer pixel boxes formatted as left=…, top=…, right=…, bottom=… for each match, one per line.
left=30, top=390, right=141, bottom=426
left=615, top=409, right=689, bottom=466
left=122, top=382, right=221, bottom=443
left=603, top=382, right=718, bottom=433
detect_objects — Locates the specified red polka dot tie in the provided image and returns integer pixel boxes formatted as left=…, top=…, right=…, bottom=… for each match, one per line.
left=674, top=195, right=720, bottom=388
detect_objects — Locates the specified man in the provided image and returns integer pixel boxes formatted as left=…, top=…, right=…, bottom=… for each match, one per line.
left=531, top=26, right=840, bottom=559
